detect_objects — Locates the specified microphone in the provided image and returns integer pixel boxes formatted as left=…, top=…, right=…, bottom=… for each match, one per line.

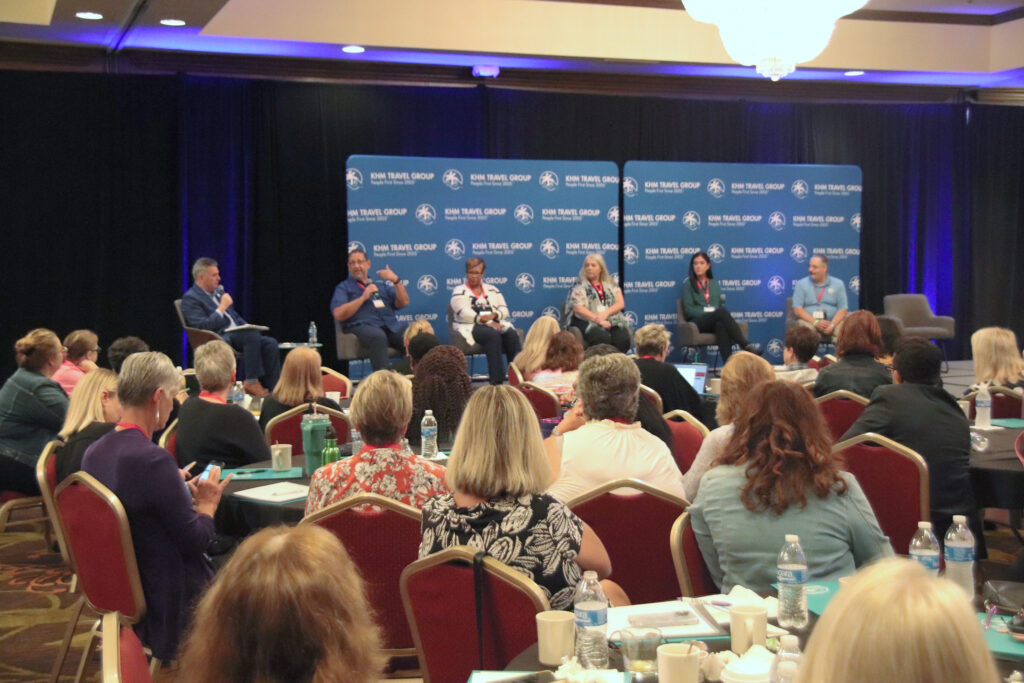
left=214, top=285, right=224, bottom=299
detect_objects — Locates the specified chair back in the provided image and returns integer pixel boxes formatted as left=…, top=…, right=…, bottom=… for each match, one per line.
left=101, top=612, right=153, bottom=683
left=964, top=386, right=1024, bottom=420
left=639, top=384, right=664, bottom=415
left=401, top=546, right=550, bottom=683
left=815, top=390, right=869, bottom=442
left=833, top=433, right=929, bottom=555
left=1015, top=431, right=1024, bottom=469
left=173, top=299, right=227, bottom=352
left=264, top=403, right=350, bottom=451
left=662, top=410, right=708, bottom=474
left=301, top=494, right=422, bottom=655
left=882, top=294, right=933, bottom=328
left=157, top=419, right=177, bottom=459
left=54, top=473, right=146, bottom=622
left=671, top=512, right=718, bottom=597
left=320, top=367, right=352, bottom=398
left=508, top=362, right=524, bottom=386
left=568, top=479, right=688, bottom=604
left=517, top=382, right=560, bottom=420
left=36, top=440, right=73, bottom=569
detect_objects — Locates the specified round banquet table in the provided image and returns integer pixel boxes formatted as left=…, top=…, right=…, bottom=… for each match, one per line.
left=970, top=426, right=1024, bottom=510
left=215, top=456, right=311, bottom=536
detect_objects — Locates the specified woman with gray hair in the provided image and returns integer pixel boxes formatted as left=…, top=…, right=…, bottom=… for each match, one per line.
left=81, top=351, right=230, bottom=661
left=176, top=340, right=269, bottom=471
left=545, top=353, right=685, bottom=502
left=633, top=323, right=704, bottom=418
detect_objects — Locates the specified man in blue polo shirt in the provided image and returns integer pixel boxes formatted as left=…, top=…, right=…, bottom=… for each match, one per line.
left=792, top=255, right=848, bottom=337
left=331, top=249, right=409, bottom=370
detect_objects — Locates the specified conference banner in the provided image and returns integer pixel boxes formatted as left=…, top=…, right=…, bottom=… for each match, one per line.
left=345, top=155, right=619, bottom=345
left=622, top=161, right=862, bottom=363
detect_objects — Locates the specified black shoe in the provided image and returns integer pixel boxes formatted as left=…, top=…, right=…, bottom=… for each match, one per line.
left=744, top=343, right=764, bottom=356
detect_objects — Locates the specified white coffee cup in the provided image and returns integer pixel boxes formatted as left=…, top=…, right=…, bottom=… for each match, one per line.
left=270, top=443, right=293, bottom=472
left=326, top=391, right=342, bottom=404
left=657, top=642, right=701, bottom=683
left=730, top=604, right=767, bottom=655
left=536, top=610, right=575, bottom=667
left=709, top=377, right=722, bottom=394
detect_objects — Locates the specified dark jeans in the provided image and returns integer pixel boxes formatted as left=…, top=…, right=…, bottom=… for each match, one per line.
left=472, top=325, right=522, bottom=384
left=0, top=454, right=40, bottom=496
left=571, top=318, right=631, bottom=352
left=693, top=307, right=748, bottom=362
left=350, top=324, right=405, bottom=371
left=223, top=329, right=281, bottom=387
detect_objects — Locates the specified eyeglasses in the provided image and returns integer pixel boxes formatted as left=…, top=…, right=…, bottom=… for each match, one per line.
left=93, top=347, right=102, bottom=354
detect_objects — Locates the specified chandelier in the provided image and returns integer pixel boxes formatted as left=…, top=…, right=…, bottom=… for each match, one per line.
left=683, top=0, right=868, bottom=81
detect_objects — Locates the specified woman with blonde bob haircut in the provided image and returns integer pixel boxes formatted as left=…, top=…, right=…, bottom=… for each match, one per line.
left=801, top=557, right=998, bottom=683
left=179, top=524, right=384, bottom=683
left=968, top=326, right=1024, bottom=393
left=512, top=315, right=560, bottom=380
left=419, top=385, right=627, bottom=609
left=259, top=347, right=341, bottom=430
left=55, top=368, right=121, bottom=482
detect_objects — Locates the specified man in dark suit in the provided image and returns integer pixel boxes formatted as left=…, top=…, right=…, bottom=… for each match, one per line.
left=841, top=338, right=983, bottom=556
left=180, top=257, right=280, bottom=396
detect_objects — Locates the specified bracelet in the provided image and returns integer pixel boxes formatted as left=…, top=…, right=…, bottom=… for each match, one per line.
left=551, top=426, right=562, bottom=438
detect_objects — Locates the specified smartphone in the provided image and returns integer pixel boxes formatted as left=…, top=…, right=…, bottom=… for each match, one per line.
left=198, top=460, right=225, bottom=482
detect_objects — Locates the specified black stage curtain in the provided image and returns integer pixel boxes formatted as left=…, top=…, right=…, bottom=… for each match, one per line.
left=2, top=71, right=1022, bottom=378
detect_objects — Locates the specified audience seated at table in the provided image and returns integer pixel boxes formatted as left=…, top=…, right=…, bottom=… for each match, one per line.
left=82, top=351, right=230, bottom=661
left=633, top=323, right=703, bottom=416
left=419, top=385, right=628, bottom=608
left=583, top=344, right=674, bottom=450
left=813, top=310, right=892, bottom=399
left=876, top=315, right=903, bottom=368
left=55, top=368, right=120, bottom=483
left=176, top=340, right=269, bottom=471
left=406, top=332, right=441, bottom=373
left=105, top=334, right=181, bottom=444
left=306, top=370, right=448, bottom=515
left=390, top=319, right=435, bottom=375
left=689, top=380, right=892, bottom=593
left=512, top=315, right=560, bottom=381
left=531, top=330, right=584, bottom=404
left=51, top=329, right=100, bottom=396
left=842, top=338, right=984, bottom=554
left=178, top=524, right=384, bottom=683
left=774, top=324, right=820, bottom=384
left=405, top=345, right=472, bottom=448
left=545, top=353, right=685, bottom=502
left=682, top=351, right=774, bottom=502
left=0, top=328, right=69, bottom=495
left=966, top=325, right=1024, bottom=394
left=800, top=558, right=998, bottom=683
left=258, top=347, right=341, bottom=431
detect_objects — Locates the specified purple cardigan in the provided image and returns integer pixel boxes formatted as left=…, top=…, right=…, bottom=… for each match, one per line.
left=82, top=428, right=214, bottom=660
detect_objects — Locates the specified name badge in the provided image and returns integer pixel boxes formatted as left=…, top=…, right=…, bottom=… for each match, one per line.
left=372, top=298, right=386, bottom=309
left=704, top=306, right=715, bottom=313
left=813, top=310, right=825, bottom=320
left=596, top=304, right=607, bottom=313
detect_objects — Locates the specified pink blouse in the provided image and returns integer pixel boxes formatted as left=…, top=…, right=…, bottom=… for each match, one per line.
left=51, top=360, right=85, bottom=396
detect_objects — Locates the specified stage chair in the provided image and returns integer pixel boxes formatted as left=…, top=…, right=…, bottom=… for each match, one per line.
left=100, top=612, right=154, bottom=683
left=963, top=386, right=1024, bottom=420
left=507, top=362, right=524, bottom=386
left=639, top=384, right=664, bottom=415
left=334, top=319, right=401, bottom=364
left=157, top=419, right=177, bottom=459
left=662, top=410, right=709, bottom=475
left=676, top=298, right=749, bottom=369
left=173, top=299, right=237, bottom=356
left=264, top=402, right=350, bottom=451
left=320, top=367, right=353, bottom=398
left=567, top=479, right=688, bottom=604
left=815, top=390, right=869, bottom=442
left=516, top=382, right=560, bottom=420
left=882, top=294, right=955, bottom=341
left=35, top=440, right=75, bottom=591
left=401, top=546, right=549, bottom=683
left=671, top=511, right=718, bottom=597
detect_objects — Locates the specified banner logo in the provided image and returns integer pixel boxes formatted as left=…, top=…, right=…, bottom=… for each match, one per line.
left=515, top=272, right=536, bottom=293
left=623, top=244, right=640, bottom=265
left=767, top=275, right=787, bottom=295
left=790, top=243, right=808, bottom=263
left=768, top=211, right=787, bottom=230
left=539, top=170, right=559, bottom=191
left=415, top=203, right=437, bottom=225
left=707, top=243, right=726, bottom=263
left=417, top=274, right=439, bottom=295
left=707, top=178, right=726, bottom=198
left=514, top=204, right=534, bottom=225
left=444, top=238, right=466, bottom=260
left=622, top=176, right=639, bottom=198
left=624, top=311, right=639, bottom=329
left=682, top=211, right=701, bottom=230
left=767, top=338, right=784, bottom=358
left=442, top=168, right=464, bottom=190
left=542, top=306, right=561, bottom=321
left=850, top=213, right=862, bottom=232
left=607, top=206, right=620, bottom=225
left=849, top=275, right=861, bottom=294
left=348, top=240, right=366, bottom=255
left=540, top=238, right=560, bottom=260
left=791, top=179, right=809, bottom=199
left=346, top=167, right=363, bottom=191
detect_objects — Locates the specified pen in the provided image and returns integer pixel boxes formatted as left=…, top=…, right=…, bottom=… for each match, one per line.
left=237, top=468, right=268, bottom=474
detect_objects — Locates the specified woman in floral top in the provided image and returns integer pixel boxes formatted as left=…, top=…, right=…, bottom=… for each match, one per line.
left=566, top=253, right=630, bottom=352
left=305, top=371, right=447, bottom=515
left=418, top=385, right=628, bottom=609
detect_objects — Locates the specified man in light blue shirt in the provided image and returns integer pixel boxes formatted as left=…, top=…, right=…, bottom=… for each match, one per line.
left=792, top=255, right=848, bottom=337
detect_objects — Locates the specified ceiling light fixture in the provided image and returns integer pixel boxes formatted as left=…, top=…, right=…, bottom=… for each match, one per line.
left=160, top=19, right=186, bottom=27
left=342, top=45, right=365, bottom=54
left=683, top=0, right=867, bottom=81
left=472, top=65, right=500, bottom=78
left=75, top=11, right=104, bottom=20
left=844, top=70, right=865, bottom=76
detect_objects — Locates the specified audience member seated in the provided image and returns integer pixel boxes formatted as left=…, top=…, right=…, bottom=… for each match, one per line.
left=258, top=347, right=341, bottom=432
left=775, top=324, right=819, bottom=384
left=0, top=328, right=69, bottom=495
left=583, top=344, right=673, bottom=451
left=390, top=319, right=435, bottom=375
left=406, top=332, right=441, bottom=373
left=107, top=335, right=150, bottom=374
left=51, top=329, right=100, bottom=395
left=876, top=316, right=903, bottom=368
left=512, top=315, right=560, bottom=381
left=682, top=352, right=774, bottom=502
left=813, top=310, right=892, bottom=399
left=306, top=370, right=448, bottom=515
left=531, top=331, right=584, bottom=404
left=55, top=368, right=120, bottom=483
left=842, top=338, right=984, bottom=554
left=966, top=325, right=1024, bottom=394
left=178, top=525, right=384, bottom=683
left=545, top=353, right=685, bottom=502
left=405, top=345, right=472, bottom=449
left=176, top=340, right=269, bottom=471
left=82, top=352, right=230, bottom=661
left=800, top=558, right=998, bottom=683
left=633, top=323, right=703, bottom=416
left=689, top=380, right=892, bottom=592
left=419, top=385, right=628, bottom=608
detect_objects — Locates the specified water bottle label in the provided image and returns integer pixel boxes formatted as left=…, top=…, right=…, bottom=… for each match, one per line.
left=945, top=545, right=974, bottom=563
left=422, top=426, right=438, bottom=439
left=978, top=398, right=991, bottom=408
left=574, top=607, right=607, bottom=628
left=777, top=567, right=806, bottom=585
left=910, top=551, right=941, bottom=571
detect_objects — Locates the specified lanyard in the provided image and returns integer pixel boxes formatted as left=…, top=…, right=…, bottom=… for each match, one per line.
left=815, top=284, right=827, bottom=303
left=592, top=282, right=606, bottom=303
left=697, top=279, right=711, bottom=304
left=357, top=443, right=402, bottom=456
left=116, top=422, right=148, bottom=437
left=639, top=355, right=657, bottom=360
left=199, top=391, right=227, bottom=404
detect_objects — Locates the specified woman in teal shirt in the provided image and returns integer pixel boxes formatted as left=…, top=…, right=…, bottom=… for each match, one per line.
left=680, top=252, right=759, bottom=362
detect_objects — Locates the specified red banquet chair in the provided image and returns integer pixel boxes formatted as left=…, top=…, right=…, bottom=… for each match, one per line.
left=507, top=362, right=524, bottom=386
left=663, top=410, right=709, bottom=475
left=264, top=403, right=350, bottom=451
left=671, top=511, right=718, bottom=597
left=567, top=479, right=688, bottom=605
left=35, top=440, right=75, bottom=587
left=833, top=432, right=930, bottom=555
left=157, top=419, right=177, bottom=460
left=320, top=367, right=353, bottom=398
left=101, top=612, right=154, bottom=683
left=516, top=382, right=560, bottom=420
left=401, top=546, right=550, bottom=683
left=964, top=386, right=1024, bottom=420
left=815, top=390, right=869, bottom=442
left=301, top=494, right=422, bottom=662
left=639, top=384, right=664, bottom=416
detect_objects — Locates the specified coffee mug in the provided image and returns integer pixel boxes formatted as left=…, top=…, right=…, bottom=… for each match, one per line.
left=729, top=604, right=767, bottom=654
left=536, top=611, right=575, bottom=666
left=657, top=642, right=701, bottom=683
left=326, top=391, right=342, bottom=404
left=270, top=443, right=293, bottom=472
left=709, top=377, right=722, bottom=394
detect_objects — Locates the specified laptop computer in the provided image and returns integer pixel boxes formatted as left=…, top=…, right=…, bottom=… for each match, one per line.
left=673, top=362, right=708, bottom=394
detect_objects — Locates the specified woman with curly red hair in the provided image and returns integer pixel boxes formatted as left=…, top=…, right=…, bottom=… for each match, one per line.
left=688, top=380, right=892, bottom=592
left=531, top=331, right=584, bottom=404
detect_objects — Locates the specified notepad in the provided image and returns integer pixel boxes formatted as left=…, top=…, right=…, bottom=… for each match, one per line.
left=978, top=613, right=1024, bottom=660
left=232, top=482, right=309, bottom=503
left=223, top=467, right=303, bottom=480
left=991, top=418, right=1024, bottom=429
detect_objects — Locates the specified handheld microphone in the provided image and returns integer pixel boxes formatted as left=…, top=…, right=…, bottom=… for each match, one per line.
left=214, top=285, right=225, bottom=298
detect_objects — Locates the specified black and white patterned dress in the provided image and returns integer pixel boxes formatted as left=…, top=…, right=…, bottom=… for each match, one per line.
left=419, top=492, right=584, bottom=610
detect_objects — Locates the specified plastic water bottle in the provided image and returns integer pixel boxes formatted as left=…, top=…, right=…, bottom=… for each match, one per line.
left=910, top=521, right=941, bottom=577
left=777, top=534, right=809, bottom=629
left=975, top=383, right=992, bottom=429
left=230, top=381, right=245, bottom=405
left=769, top=635, right=801, bottom=683
left=421, top=410, right=438, bottom=458
left=773, top=660, right=799, bottom=683
left=349, top=427, right=362, bottom=454
left=943, top=515, right=976, bottom=598
left=308, top=321, right=318, bottom=345
left=573, top=570, right=608, bottom=669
